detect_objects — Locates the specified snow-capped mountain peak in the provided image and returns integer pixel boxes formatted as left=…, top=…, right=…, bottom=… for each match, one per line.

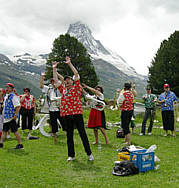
left=7, top=53, right=47, bottom=67
left=67, top=22, right=142, bottom=78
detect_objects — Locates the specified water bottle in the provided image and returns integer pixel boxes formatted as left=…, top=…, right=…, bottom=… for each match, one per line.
left=98, top=144, right=102, bottom=151
left=146, top=145, right=157, bottom=153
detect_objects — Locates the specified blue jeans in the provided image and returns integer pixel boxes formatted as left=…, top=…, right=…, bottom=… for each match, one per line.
left=141, top=108, right=155, bottom=134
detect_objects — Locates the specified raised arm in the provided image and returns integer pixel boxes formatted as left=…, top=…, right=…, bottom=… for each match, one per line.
left=80, top=84, right=87, bottom=95
left=40, top=72, right=45, bottom=89
left=52, top=61, right=64, bottom=87
left=65, top=56, right=79, bottom=81
left=82, top=83, right=101, bottom=96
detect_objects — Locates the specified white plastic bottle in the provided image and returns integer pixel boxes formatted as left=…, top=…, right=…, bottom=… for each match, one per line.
left=146, top=145, right=157, bottom=153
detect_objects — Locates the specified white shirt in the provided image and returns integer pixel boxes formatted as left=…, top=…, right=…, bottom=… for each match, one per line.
left=3, top=93, right=20, bottom=123
left=42, top=85, right=61, bottom=112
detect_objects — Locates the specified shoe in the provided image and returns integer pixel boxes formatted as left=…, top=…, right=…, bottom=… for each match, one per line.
left=171, top=134, right=176, bottom=137
left=0, top=143, right=3, bottom=148
left=67, top=157, right=75, bottom=161
left=148, top=132, right=152, bottom=135
left=92, top=142, right=99, bottom=145
left=139, top=133, right=144, bottom=136
left=88, top=154, right=94, bottom=161
left=14, top=144, right=24, bottom=149
left=164, top=134, right=168, bottom=137
left=6, top=135, right=11, bottom=139
left=27, top=134, right=31, bottom=140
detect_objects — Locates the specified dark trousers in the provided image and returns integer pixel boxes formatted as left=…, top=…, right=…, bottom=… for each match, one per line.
left=141, top=108, right=155, bottom=134
left=130, top=108, right=135, bottom=129
left=121, top=110, right=133, bottom=135
left=49, top=111, right=64, bottom=133
left=162, top=110, right=174, bottom=131
left=21, top=107, right=34, bottom=130
left=64, top=114, right=92, bottom=157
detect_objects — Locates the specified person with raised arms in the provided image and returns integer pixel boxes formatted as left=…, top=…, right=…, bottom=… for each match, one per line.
left=40, top=72, right=64, bottom=142
left=52, top=56, right=94, bottom=161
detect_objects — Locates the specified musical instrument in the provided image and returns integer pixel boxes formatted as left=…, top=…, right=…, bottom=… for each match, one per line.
left=33, top=114, right=61, bottom=137
left=85, top=93, right=106, bottom=111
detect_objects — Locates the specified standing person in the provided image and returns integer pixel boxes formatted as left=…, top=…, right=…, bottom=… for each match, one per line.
left=120, top=83, right=137, bottom=134
left=20, top=88, right=36, bottom=138
left=139, top=86, right=157, bottom=136
left=82, top=84, right=109, bottom=144
left=0, top=88, right=4, bottom=137
left=117, top=83, right=134, bottom=145
left=40, top=73, right=64, bottom=142
left=52, top=56, right=94, bottom=161
left=0, top=83, right=23, bottom=149
left=158, top=84, right=178, bottom=137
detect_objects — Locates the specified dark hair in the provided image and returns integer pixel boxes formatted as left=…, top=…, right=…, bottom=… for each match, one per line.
left=23, top=88, right=30, bottom=92
left=64, top=75, right=73, bottom=81
left=124, top=83, right=131, bottom=90
left=95, top=85, right=104, bottom=93
left=50, top=78, right=55, bottom=83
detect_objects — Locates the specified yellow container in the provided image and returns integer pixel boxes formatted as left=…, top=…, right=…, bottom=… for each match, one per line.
left=118, top=152, right=136, bottom=161
left=118, top=152, right=130, bottom=161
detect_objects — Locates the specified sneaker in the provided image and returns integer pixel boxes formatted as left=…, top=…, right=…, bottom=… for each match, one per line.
left=164, top=134, right=168, bottom=137
left=14, top=144, right=24, bottom=149
left=92, top=142, right=99, bottom=145
left=27, top=135, right=30, bottom=140
left=88, top=154, right=94, bottom=161
left=67, top=157, right=75, bottom=161
left=148, top=132, right=152, bottom=135
left=0, top=143, right=3, bottom=148
left=139, top=133, right=144, bottom=136
left=6, top=135, right=11, bottom=139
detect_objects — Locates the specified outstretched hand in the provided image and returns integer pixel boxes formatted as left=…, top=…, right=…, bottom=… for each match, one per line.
left=52, top=61, right=59, bottom=68
left=82, top=83, right=87, bottom=88
left=65, top=56, right=71, bottom=64
left=41, top=72, right=46, bottom=76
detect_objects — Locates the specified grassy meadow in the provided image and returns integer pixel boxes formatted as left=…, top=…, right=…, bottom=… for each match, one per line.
left=0, top=107, right=179, bottom=188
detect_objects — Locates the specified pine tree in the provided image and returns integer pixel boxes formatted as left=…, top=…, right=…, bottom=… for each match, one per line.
left=46, top=33, right=99, bottom=87
left=148, top=31, right=179, bottom=96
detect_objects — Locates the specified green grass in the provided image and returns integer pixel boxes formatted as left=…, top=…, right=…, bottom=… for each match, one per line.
left=0, top=108, right=179, bottom=188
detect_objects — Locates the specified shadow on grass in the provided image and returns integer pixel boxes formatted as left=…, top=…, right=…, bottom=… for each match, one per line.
left=71, top=160, right=102, bottom=172
left=6, top=148, right=29, bottom=156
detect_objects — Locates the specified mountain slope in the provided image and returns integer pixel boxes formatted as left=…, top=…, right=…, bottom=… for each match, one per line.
left=0, top=54, right=42, bottom=97
left=67, top=22, right=147, bottom=98
left=1, top=22, right=147, bottom=99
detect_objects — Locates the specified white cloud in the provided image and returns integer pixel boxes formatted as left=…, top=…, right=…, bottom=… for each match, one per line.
left=0, top=0, right=179, bottom=75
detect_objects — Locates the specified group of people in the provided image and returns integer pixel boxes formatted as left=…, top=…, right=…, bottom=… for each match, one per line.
left=0, top=84, right=36, bottom=149
left=117, top=83, right=178, bottom=145
left=0, top=56, right=178, bottom=162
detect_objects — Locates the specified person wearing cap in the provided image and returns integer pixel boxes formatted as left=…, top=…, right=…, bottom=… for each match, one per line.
left=0, top=83, right=23, bottom=149
left=158, top=84, right=178, bottom=136
left=117, top=83, right=134, bottom=145
left=40, top=73, right=64, bottom=142
left=139, top=86, right=157, bottom=136
left=20, top=88, right=36, bottom=138
left=52, top=56, right=94, bottom=161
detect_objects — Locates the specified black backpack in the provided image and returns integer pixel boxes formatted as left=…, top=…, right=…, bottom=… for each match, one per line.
left=112, top=161, right=139, bottom=176
left=116, top=128, right=125, bottom=138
